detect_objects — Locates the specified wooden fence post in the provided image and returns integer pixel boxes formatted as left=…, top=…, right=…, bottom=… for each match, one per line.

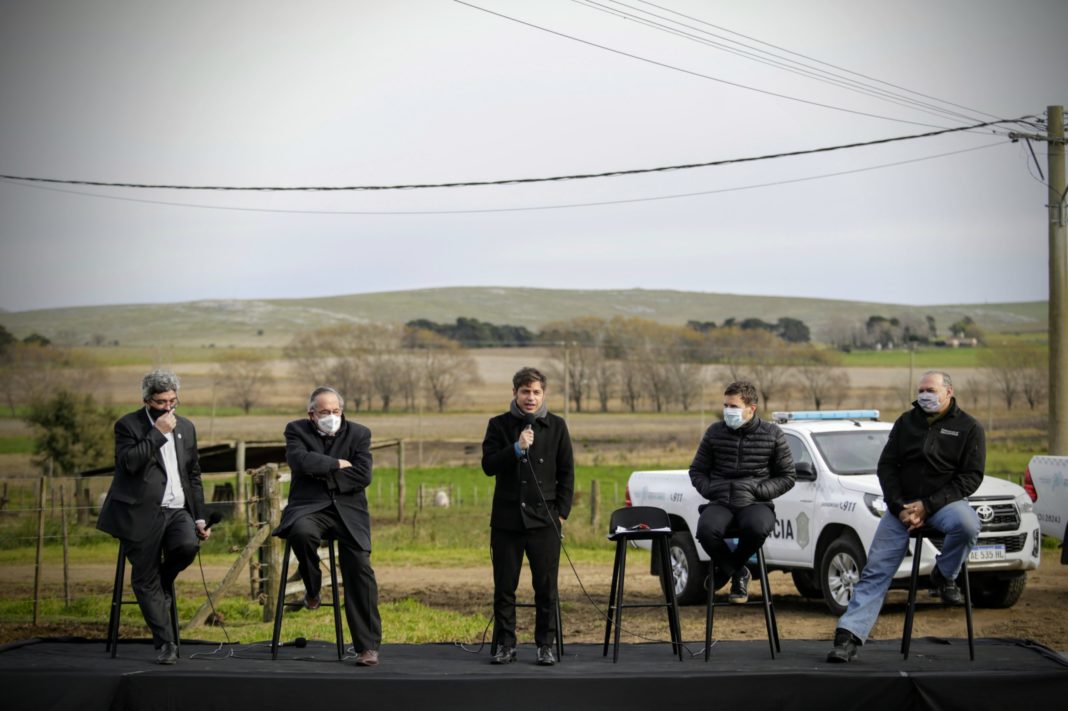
left=397, top=439, right=406, bottom=522
left=590, top=480, right=600, bottom=528
left=261, top=464, right=282, bottom=622
left=235, top=440, right=247, bottom=526
left=33, top=475, right=45, bottom=625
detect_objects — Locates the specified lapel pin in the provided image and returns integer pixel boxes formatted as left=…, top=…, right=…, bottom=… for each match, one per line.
left=177, top=433, right=183, bottom=439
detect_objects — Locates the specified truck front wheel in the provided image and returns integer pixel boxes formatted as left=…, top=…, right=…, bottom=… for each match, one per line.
left=668, top=532, right=708, bottom=605
left=970, top=571, right=1027, bottom=608
left=819, top=534, right=866, bottom=616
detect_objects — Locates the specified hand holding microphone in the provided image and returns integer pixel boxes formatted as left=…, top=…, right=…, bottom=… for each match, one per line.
left=517, top=413, right=536, bottom=457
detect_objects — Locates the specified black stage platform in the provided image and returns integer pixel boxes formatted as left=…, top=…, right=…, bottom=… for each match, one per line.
left=3, top=637, right=1066, bottom=711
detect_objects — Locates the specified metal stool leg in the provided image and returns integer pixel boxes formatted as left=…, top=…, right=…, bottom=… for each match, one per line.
left=902, top=535, right=923, bottom=659
left=107, top=544, right=125, bottom=658
left=611, top=543, right=628, bottom=663
left=962, top=559, right=975, bottom=661
left=704, top=560, right=715, bottom=661
left=270, top=540, right=292, bottom=660
left=757, top=550, right=776, bottom=658
left=327, top=539, right=344, bottom=660
left=602, top=541, right=623, bottom=656
left=658, top=538, right=683, bottom=661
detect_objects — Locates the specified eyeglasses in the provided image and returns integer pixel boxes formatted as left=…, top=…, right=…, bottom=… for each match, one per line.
left=148, top=396, right=180, bottom=408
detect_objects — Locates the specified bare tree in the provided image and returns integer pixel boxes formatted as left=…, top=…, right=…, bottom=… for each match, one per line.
left=216, top=352, right=274, bottom=414
left=1017, top=347, right=1048, bottom=410
left=590, top=357, right=618, bottom=412
left=979, top=345, right=1024, bottom=410
left=410, top=330, right=482, bottom=412
left=795, top=348, right=846, bottom=411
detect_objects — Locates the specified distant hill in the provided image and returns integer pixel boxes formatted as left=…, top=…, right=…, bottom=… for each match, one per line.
left=0, top=287, right=1047, bottom=348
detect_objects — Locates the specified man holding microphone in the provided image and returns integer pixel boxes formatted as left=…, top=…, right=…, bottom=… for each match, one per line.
left=482, top=367, right=574, bottom=666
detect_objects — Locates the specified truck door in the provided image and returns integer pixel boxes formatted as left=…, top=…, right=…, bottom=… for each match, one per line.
left=765, top=433, right=819, bottom=566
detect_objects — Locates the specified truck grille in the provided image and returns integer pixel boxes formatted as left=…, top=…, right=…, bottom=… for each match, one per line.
left=969, top=501, right=1020, bottom=532
left=929, top=532, right=1027, bottom=553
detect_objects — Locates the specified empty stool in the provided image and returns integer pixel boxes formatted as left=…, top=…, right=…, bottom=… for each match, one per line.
left=106, top=542, right=180, bottom=659
left=271, top=536, right=345, bottom=660
left=901, top=526, right=974, bottom=660
left=704, top=526, right=780, bottom=660
left=602, top=506, right=683, bottom=663
left=490, top=596, right=565, bottom=662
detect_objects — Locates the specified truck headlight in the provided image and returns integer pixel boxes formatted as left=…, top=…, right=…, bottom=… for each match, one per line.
left=864, top=493, right=887, bottom=518
left=1015, top=492, right=1034, bottom=514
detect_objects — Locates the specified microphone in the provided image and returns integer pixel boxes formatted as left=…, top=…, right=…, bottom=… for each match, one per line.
left=520, top=413, right=536, bottom=461
left=204, top=511, right=223, bottom=529
left=279, top=637, right=307, bottom=648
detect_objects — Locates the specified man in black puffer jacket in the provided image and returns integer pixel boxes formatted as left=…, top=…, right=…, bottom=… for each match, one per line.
left=689, top=381, right=795, bottom=603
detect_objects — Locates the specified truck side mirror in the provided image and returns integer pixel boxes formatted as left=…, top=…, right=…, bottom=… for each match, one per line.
left=795, top=461, right=817, bottom=481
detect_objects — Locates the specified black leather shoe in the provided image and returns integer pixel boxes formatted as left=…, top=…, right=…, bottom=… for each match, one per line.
left=304, top=592, right=321, bottom=610
left=825, top=628, right=860, bottom=663
left=491, top=645, right=516, bottom=665
left=930, top=566, right=963, bottom=605
left=155, top=642, right=178, bottom=665
left=728, top=567, right=751, bottom=604
left=536, top=645, right=556, bottom=666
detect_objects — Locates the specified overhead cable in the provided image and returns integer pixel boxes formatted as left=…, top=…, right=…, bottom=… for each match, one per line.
left=0, top=118, right=1019, bottom=193
left=1, top=141, right=1006, bottom=216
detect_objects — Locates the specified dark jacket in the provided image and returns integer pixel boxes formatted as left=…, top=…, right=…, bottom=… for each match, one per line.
left=274, top=418, right=374, bottom=550
left=482, top=411, right=574, bottom=531
left=97, top=408, right=206, bottom=543
left=877, top=398, right=985, bottom=517
left=688, top=415, right=796, bottom=509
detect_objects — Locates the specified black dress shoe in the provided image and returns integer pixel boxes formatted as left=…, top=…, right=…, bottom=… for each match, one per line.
left=155, top=642, right=178, bottom=665
left=490, top=645, right=516, bottom=664
left=930, top=566, right=963, bottom=605
left=536, top=645, right=556, bottom=666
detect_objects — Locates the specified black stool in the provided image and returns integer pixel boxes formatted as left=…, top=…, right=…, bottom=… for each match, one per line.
left=270, top=536, right=346, bottom=660
left=602, top=506, right=683, bottom=663
left=901, top=526, right=974, bottom=660
left=106, top=542, right=180, bottom=659
left=490, top=596, right=565, bottom=662
left=705, top=527, right=780, bottom=660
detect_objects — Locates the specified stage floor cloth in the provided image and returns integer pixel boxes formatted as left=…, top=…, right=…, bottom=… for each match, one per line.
left=2, top=637, right=1066, bottom=711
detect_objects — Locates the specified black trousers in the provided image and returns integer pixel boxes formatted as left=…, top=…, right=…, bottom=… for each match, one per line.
left=286, top=507, right=382, bottom=653
left=122, top=507, right=198, bottom=648
left=695, top=502, right=776, bottom=575
left=490, top=525, right=560, bottom=648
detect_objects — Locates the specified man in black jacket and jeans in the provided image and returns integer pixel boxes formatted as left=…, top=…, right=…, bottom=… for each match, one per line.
left=482, top=367, right=574, bottom=666
left=827, top=370, right=983, bottom=663
left=689, top=381, right=796, bottom=604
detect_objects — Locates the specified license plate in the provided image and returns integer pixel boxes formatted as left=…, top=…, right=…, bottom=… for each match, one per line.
left=969, top=544, right=1006, bottom=562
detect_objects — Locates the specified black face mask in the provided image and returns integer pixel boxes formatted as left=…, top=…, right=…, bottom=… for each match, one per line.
left=147, top=405, right=173, bottom=420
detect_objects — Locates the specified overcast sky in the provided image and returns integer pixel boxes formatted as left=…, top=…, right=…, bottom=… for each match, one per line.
left=1, top=0, right=1065, bottom=312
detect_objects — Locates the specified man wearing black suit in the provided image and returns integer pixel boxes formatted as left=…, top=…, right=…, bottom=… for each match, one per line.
left=97, top=369, right=209, bottom=665
left=274, top=386, right=382, bottom=667
left=482, top=367, right=574, bottom=666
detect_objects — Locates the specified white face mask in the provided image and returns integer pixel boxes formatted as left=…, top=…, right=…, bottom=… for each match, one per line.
left=723, top=407, right=746, bottom=429
left=316, top=414, right=341, bottom=435
left=917, top=392, right=943, bottom=413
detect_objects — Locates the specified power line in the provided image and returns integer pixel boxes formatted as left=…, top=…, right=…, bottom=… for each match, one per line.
left=1, top=141, right=1006, bottom=216
left=631, top=0, right=1004, bottom=123
left=574, top=0, right=987, bottom=126
left=0, top=118, right=1018, bottom=193
left=454, top=0, right=971, bottom=130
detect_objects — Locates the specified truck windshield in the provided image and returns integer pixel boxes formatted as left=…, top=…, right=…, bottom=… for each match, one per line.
left=811, top=430, right=890, bottom=475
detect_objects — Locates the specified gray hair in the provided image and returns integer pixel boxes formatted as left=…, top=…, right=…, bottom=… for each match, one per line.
left=921, top=370, right=953, bottom=388
left=307, top=386, right=345, bottom=412
left=141, top=369, right=181, bottom=401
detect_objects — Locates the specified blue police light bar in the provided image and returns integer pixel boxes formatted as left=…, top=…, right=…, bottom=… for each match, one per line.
left=772, top=410, right=880, bottom=423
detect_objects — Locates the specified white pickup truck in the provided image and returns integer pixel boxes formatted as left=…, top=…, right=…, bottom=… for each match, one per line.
left=1025, top=455, right=1068, bottom=562
left=627, top=410, right=1042, bottom=614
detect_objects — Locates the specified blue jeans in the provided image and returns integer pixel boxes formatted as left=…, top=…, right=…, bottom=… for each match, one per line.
left=836, top=499, right=980, bottom=643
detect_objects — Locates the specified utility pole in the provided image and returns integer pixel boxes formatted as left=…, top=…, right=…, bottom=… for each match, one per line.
left=1012, top=106, right=1066, bottom=455
left=1048, top=105, right=1066, bottom=454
